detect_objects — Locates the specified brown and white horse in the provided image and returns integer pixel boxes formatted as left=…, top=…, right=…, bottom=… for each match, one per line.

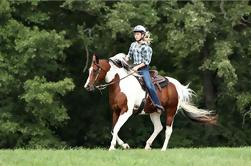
left=84, top=53, right=216, bottom=151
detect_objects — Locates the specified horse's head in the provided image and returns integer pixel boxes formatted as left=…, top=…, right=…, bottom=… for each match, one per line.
left=84, top=54, right=110, bottom=91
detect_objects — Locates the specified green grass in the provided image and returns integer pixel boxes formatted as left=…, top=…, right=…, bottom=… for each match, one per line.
left=0, top=147, right=250, bottom=166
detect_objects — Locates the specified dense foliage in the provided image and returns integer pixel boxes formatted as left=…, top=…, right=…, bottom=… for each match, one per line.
left=0, top=0, right=250, bottom=148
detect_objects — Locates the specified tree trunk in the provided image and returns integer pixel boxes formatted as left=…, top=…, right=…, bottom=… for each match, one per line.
left=202, top=44, right=216, bottom=109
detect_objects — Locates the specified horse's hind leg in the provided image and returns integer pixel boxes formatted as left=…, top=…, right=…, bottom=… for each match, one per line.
left=161, top=106, right=177, bottom=151
left=145, top=112, right=163, bottom=150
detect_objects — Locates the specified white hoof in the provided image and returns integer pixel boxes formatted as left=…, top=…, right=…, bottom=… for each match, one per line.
left=122, top=143, right=130, bottom=149
left=161, top=148, right=166, bottom=151
left=109, top=146, right=116, bottom=151
left=144, top=144, right=152, bottom=150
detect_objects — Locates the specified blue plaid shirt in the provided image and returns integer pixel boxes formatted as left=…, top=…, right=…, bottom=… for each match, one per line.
left=128, top=42, right=152, bottom=65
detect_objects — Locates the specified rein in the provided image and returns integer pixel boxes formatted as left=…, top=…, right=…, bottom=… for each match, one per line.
left=95, top=70, right=138, bottom=90
left=94, top=59, right=139, bottom=90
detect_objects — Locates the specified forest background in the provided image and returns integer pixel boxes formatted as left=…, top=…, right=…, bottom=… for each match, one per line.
left=0, top=0, right=250, bottom=149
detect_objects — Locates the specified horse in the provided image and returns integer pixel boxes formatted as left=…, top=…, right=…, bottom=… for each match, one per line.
left=84, top=53, right=217, bottom=151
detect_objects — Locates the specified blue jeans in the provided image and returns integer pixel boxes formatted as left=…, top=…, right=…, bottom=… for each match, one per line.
left=138, top=66, right=161, bottom=106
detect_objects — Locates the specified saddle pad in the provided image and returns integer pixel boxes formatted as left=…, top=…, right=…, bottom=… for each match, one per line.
left=152, top=75, right=169, bottom=88
left=157, top=77, right=169, bottom=88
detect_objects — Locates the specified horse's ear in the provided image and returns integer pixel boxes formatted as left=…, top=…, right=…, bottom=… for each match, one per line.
left=92, top=53, right=99, bottom=64
left=96, top=54, right=99, bottom=64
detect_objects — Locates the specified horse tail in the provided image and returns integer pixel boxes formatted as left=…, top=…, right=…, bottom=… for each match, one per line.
left=166, top=77, right=217, bottom=125
left=179, top=102, right=217, bottom=125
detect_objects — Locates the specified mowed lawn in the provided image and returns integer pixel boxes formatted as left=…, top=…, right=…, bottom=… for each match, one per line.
left=0, top=147, right=250, bottom=166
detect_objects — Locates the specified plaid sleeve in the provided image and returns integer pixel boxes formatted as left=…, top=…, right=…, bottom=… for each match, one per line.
left=127, top=42, right=134, bottom=60
left=141, top=45, right=152, bottom=65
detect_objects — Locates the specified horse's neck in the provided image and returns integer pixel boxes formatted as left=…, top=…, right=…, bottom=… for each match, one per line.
left=106, top=63, right=146, bottom=105
left=105, top=62, right=130, bottom=83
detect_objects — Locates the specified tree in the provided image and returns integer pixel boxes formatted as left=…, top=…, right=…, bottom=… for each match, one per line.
left=0, top=0, right=74, bottom=148
left=0, top=0, right=250, bottom=148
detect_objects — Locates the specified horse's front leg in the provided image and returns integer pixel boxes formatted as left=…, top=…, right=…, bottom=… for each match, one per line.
left=110, top=132, right=130, bottom=149
left=111, top=111, right=130, bottom=149
left=109, top=109, right=132, bottom=151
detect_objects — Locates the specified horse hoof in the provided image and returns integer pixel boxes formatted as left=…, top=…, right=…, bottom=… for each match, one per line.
left=122, top=143, right=130, bottom=149
left=161, top=148, right=166, bottom=151
left=109, top=147, right=116, bottom=151
left=144, top=145, right=151, bottom=150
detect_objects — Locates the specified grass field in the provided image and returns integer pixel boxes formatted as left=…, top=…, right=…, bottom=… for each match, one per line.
left=0, top=147, right=250, bottom=166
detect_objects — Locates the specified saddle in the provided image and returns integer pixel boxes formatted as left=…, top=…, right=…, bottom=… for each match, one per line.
left=135, top=70, right=169, bottom=91
left=133, top=70, right=168, bottom=114
left=150, top=70, right=169, bottom=90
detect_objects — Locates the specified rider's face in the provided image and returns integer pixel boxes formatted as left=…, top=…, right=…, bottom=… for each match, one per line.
left=134, top=32, right=143, bottom=41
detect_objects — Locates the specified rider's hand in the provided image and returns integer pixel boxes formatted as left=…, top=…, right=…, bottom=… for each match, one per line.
left=124, top=55, right=129, bottom=61
left=132, top=66, right=139, bottom=72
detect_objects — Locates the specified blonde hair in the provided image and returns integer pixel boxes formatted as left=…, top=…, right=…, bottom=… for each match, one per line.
left=143, top=31, right=153, bottom=45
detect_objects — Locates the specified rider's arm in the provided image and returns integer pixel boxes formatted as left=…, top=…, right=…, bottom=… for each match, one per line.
left=132, top=63, right=145, bottom=71
left=142, top=46, right=152, bottom=66
left=126, top=42, right=134, bottom=61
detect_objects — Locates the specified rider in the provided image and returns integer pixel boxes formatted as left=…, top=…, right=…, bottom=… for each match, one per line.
left=126, top=25, right=164, bottom=113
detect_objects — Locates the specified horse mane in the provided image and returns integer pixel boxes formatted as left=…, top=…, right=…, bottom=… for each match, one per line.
left=109, top=53, right=130, bottom=71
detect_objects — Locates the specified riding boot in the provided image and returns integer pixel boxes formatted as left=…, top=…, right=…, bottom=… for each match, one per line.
left=155, top=104, right=164, bottom=113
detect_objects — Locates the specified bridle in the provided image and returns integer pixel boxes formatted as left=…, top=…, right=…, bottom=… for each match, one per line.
left=90, top=60, right=138, bottom=90
left=91, top=61, right=105, bottom=88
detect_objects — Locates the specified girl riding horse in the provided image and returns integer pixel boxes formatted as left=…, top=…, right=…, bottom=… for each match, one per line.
left=126, top=25, right=164, bottom=113
left=84, top=52, right=217, bottom=151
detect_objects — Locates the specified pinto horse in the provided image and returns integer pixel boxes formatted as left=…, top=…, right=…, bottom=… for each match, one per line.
left=84, top=53, right=216, bottom=151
